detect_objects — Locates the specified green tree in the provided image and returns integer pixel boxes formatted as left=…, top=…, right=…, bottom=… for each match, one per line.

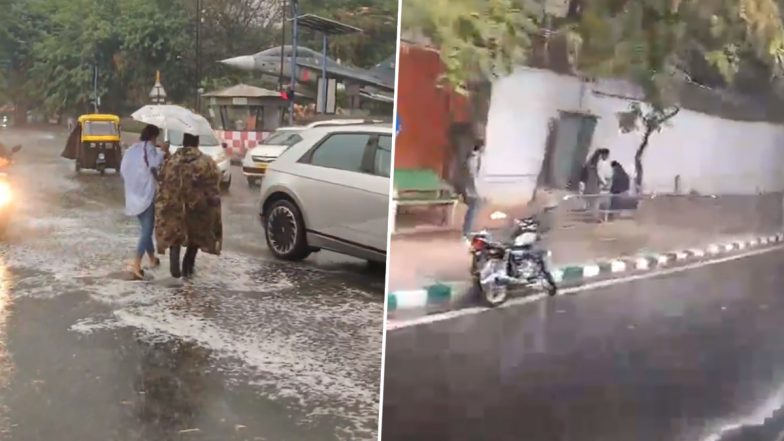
left=0, top=0, right=50, bottom=122
left=572, top=0, right=784, bottom=191
left=402, top=0, right=539, bottom=134
left=300, top=0, right=399, bottom=68
left=0, top=0, right=396, bottom=118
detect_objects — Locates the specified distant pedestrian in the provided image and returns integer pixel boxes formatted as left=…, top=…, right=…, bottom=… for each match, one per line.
left=155, top=132, right=223, bottom=279
left=597, top=152, right=613, bottom=192
left=460, top=142, right=483, bottom=241
left=609, top=161, right=633, bottom=213
left=580, top=148, right=611, bottom=219
left=120, top=124, right=168, bottom=279
left=610, top=161, right=630, bottom=196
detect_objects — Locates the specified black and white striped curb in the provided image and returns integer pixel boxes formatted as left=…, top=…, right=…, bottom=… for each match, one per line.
left=387, top=232, right=784, bottom=312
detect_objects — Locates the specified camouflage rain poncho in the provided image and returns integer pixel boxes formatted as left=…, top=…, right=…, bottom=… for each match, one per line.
left=155, top=147, right=223, bottom=255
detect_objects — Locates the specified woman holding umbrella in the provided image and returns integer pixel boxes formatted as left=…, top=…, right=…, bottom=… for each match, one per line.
left=120, top=124, right=169, bottom=279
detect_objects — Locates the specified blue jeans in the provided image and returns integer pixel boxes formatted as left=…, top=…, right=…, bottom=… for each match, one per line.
left=136, top=203, right=155, bottom=258
left=462, top=197, right=481, bottom=238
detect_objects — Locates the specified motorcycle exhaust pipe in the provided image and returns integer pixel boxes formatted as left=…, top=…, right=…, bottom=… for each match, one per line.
left=481, top=272, right=515, bottom=286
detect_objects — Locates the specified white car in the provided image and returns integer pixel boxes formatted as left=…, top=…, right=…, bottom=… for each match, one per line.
left=242, top=127, right=305, bottom=186
left=258, top=124, right=391, bottom=264
left=164, top=129, right=232, bottom=190
left=242, top=120, right=386, bottom=186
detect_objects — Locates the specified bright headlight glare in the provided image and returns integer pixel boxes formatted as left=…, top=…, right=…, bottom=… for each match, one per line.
left=0, top=182, right=13, bottom=206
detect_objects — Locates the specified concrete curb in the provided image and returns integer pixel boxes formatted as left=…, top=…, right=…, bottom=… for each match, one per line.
left=387, top=232, right=784, bottom=313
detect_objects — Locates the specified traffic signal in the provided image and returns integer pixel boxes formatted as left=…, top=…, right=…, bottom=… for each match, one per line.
left=280, top=88, right=294, bottom=101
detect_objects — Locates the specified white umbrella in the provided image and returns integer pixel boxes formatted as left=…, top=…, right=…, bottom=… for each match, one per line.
left=131, top=104, right=213, bottom=136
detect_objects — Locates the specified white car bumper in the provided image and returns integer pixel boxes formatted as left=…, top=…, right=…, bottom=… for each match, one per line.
left=216, top=159, right=231, bottom=182
left=241, top=154, right=271, bottom=178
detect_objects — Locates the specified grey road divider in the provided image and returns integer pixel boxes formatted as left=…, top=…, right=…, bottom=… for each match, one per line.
left=387, top=232, right=784, bottom=315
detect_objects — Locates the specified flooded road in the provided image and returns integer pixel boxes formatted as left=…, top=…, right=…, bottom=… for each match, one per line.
left=0, top=128, right=384, bottom=441
left=383, top=246, right=784, bottom=441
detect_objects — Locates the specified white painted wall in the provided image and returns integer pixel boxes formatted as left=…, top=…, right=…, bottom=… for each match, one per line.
left=481, top=67, right=784, bottom=206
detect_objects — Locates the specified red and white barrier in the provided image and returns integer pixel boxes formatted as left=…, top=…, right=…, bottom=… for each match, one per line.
left=216, top=130, right=271, bottom=161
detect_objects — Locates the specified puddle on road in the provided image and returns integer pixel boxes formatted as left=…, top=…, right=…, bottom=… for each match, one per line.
left=0, top=152, right=384, bottom=440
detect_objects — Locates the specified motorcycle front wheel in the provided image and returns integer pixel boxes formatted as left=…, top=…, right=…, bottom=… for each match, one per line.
left=535, top=256, right=558, bottom=297
left=541, top=269, right=558, bottom=296
left=475, top=258, right=508, bottom=307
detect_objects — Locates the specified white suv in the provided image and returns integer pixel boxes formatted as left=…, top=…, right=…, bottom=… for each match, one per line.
left=258, top=124, right=391, bottom=263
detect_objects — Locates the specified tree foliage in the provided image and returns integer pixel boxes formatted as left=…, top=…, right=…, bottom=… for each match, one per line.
left=300, top=0, right=399, bottom=68
left=403, top=0, right=539, bottom=95
left=0, top=0, right=392, bottom=118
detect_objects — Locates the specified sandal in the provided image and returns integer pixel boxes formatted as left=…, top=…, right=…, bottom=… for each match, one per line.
left=130, top=267, right=145, bottom=281
left=147, top=257, right=161, bottom=269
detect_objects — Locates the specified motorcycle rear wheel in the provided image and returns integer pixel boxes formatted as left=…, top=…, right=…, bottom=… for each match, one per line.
left=475, top=258, right=508, bottom=307
left=524, top=255, right=558, bottom=297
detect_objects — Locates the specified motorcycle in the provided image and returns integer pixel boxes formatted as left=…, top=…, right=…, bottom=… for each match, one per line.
left=0, top=145, right=22, bottom=236
left=469, top=211, right=557, bottom=306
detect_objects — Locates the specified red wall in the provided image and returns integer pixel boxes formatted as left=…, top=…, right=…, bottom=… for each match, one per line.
left=395, top=44, right=470, bottom=178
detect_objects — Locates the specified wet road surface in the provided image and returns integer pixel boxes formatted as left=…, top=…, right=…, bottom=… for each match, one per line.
left=383, top=246, right=784, bottom=441
left=0, top=128, right=384, bottom=441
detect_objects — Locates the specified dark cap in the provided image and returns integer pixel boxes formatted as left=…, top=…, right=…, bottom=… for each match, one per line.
left=183, top=133, right=199, bottom=147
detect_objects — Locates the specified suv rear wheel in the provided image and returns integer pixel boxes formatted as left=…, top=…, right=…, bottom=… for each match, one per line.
left=264, top=199, right=311, bottom=261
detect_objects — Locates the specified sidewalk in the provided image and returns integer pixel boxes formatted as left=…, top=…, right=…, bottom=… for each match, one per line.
left=388, top=193, right=784, bottom=291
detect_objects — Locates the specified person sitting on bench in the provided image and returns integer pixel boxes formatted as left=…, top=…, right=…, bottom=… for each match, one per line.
left=609, top=161, right=638, bottom=212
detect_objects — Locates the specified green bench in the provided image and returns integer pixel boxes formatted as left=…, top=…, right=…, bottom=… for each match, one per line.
left=392, top=168, right=460, bottom=232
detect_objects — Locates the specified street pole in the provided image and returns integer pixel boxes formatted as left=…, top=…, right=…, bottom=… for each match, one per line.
left=93, top=64, right=99, bottom=113
left=542, top=5, right=551, bottom=68
left=196, top=0, right=202, bottom=112
left=280, top=0, right=286, bottom=90
left=288, top=0, right=299, bottom=125
left=321, top=33, right=328, bottom=113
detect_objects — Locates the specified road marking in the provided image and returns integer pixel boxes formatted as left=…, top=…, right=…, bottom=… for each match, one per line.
left=387, top=244, right=784, bottom=331
left=583, top=265, right=601, bottom=278
left=676, top=251, right=690, bottom=260
left=392, top=290, right=428, bottom=309
left=690, top=249, right=706, bottom=258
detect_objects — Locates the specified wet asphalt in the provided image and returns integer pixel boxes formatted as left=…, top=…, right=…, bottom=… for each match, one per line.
left=0, top=128, right=384, bottom=441
left=383, top=246, right=784, bottom=441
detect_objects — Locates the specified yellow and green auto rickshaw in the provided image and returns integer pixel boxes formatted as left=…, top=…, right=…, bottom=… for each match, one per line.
left=61, top=114, right=122, bottom=174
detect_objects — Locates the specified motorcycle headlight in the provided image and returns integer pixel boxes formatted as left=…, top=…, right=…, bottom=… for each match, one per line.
left=0, top=181, right=13, bottom=206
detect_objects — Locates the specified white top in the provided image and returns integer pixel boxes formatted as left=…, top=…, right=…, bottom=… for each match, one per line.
left=466, top=151, right=481, bottom=198
left=597, top=159, right=614, bottom=189
left=120, top=141, right=165, bottom=216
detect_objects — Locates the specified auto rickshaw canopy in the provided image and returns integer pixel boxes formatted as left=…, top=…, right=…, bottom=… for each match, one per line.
left=78, top=114, right=121, bottom=143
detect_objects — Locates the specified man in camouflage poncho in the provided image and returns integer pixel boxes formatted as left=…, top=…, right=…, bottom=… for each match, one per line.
left=155, top=133, right=223, bottom=278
